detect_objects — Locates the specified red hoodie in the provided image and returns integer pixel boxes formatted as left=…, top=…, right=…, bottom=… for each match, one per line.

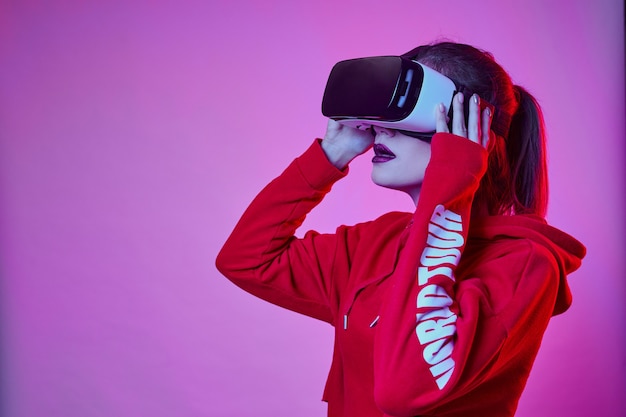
left=216, top=133, right=586, bottom=417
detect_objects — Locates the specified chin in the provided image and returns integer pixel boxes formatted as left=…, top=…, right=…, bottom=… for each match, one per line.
left=372, top=179, right=419, bottom=196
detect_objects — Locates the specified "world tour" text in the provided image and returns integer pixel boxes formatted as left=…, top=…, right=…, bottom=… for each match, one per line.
left=416, top=204, right=464, bottom=390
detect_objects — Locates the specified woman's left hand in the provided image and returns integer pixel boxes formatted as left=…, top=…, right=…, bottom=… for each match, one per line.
left=435, top=92, right=492, bottom=149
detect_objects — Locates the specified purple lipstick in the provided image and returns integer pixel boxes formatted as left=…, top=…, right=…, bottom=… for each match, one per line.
left=372, top=143, right=396, bottom=163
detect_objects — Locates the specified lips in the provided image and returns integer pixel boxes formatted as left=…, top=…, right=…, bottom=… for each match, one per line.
left=372, top=143, right=396, bottom=163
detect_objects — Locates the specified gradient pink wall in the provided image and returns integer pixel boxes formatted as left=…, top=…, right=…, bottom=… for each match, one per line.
left=0, top=1, right=623, bottom=416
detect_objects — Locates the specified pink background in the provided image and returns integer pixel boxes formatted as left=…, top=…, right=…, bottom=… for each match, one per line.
left=0, top=1, right=623, bottom=416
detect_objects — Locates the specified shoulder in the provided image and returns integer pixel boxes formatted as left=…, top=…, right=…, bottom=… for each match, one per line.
left=464, top=236, right=560, bottom=287
left=466, top=214, right=574, bottom=280
left=459, top=236, right=562, bottom=319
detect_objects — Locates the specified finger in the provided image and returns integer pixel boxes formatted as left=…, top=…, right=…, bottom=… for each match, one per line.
left=326, top=118, right=341, bottom=132
left=481, top=107, right=492, bottom=148
left=435, top=103, right=449, bottom=133
left=467, top=94, right=481, bottom=144
left=451, top=93, right=467, bottom=137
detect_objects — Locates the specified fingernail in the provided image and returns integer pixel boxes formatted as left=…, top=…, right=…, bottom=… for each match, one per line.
left=439, top=103, right=445, bottom=112
left=486, top=107, right=491, bottom=117
left=458, top=93, right=464, bottom=103
left=473, top=94, right=479, bottom=104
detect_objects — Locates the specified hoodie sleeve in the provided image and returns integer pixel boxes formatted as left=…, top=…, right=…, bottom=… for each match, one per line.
left=373, top=132, right=506, bottom=415
left=215, top=140, right=349, bottom=324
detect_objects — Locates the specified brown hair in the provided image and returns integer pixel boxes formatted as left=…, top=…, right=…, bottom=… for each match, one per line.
left=406, top=41, right=549, bottom=217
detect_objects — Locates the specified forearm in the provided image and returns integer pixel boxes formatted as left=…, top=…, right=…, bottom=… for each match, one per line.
left=373, top=133, right=489, bottom=414
left=215, top=140, right=347, bottom=322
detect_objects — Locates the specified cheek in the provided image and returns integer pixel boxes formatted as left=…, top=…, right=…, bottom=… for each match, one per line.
left=405, top=145, right=431, bottom=179
left=405, top=161, right=427, bottom=182
left=405, top=142, right=431, bottom=167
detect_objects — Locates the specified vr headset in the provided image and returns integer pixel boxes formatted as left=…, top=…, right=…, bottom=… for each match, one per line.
left=322, top=55, right=507, bottom=139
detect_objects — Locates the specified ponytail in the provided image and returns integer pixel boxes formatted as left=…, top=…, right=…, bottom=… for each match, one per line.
left=506, top=85, right=549, bottom=217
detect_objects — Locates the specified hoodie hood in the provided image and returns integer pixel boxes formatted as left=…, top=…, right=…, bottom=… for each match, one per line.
left=469, top=214, right=586, bottom=316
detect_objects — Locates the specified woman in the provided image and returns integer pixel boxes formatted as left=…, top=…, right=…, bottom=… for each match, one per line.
left=216, top=42, right=586, bottom=417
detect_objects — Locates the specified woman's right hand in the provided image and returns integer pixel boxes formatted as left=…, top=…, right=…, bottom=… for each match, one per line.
left=321, top=119, right=375, bottom=170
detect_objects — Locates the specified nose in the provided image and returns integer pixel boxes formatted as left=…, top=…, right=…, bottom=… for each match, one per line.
left=372, top=125, right=395, bottom=138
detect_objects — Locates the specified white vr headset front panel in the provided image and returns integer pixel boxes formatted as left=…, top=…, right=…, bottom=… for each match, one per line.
left=336, top=63, right=456, bottom=133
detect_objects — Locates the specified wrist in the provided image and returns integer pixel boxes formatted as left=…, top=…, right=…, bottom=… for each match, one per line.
left=320, top=139, right=356, bottom=170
